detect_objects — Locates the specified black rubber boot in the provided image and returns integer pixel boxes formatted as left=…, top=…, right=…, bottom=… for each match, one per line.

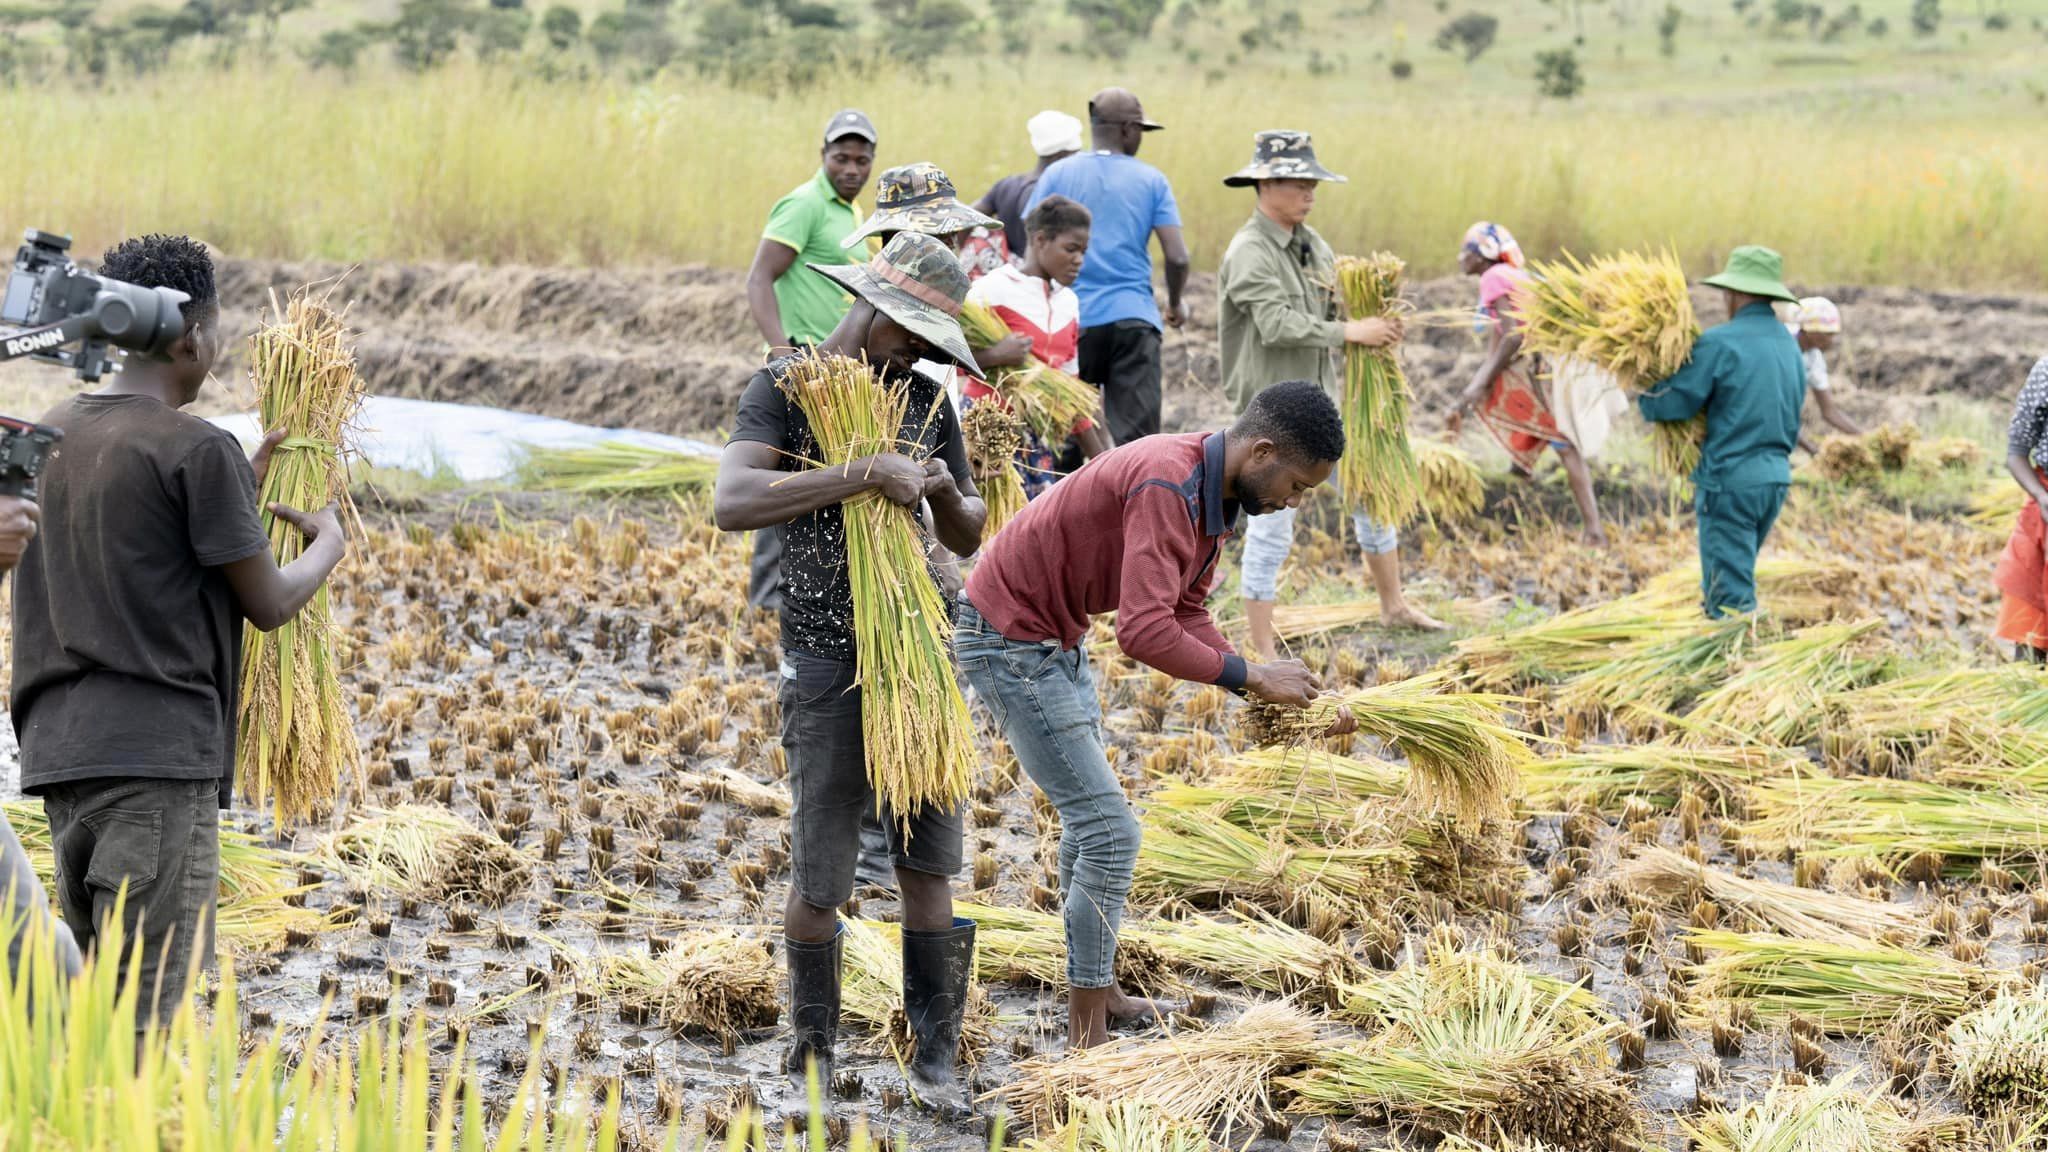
left=901, top=916, right=976, bottom=1120
left=853, top=813, right=895, bottom=892
left=781, top=928, right=841, bottom=1123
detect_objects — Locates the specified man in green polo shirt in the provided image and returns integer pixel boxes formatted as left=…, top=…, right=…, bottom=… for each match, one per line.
left=1216, top=129, right=1445, bottom=662
left=1638, top=245, right=1806, bottom=618
left=745, top=108, right=878, bottom=354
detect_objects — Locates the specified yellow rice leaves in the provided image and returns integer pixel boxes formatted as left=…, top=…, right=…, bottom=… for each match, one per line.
left=1336, top=253, right=1423, bottom=525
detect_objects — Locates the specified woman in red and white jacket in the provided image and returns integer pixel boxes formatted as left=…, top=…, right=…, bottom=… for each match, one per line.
left=964, top=196, right=1114, bottom=498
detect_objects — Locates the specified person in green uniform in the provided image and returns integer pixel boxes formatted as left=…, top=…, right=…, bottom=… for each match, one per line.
left=1638, top=245, right=1805, bottom=618
left=1216, top=130, right=1445, bottom=661
left=745, top=108, right=879, bottom=356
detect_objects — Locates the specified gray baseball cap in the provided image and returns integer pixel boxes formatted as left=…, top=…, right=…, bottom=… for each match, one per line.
left=823, top=108, right=877, bottom=146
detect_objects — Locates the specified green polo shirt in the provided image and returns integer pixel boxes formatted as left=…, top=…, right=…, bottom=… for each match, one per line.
left=1638, top=302, right=1807, bottom=491
left=762, top=169, right=865, bottom=346
left=1216, top=210, right=1345, bottom=414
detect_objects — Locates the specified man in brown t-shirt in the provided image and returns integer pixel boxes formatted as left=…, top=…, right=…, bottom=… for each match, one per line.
left=9, top=234, right=346, bottom=1030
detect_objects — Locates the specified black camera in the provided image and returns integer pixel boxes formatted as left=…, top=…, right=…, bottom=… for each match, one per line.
left=0, top=414, right=60, bottom=501
left=1, top=229, right=190, bottom=381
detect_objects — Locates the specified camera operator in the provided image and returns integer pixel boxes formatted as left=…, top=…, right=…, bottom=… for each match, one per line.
left=0, top=493, right=83, bottom=980
left=9, top=234, right=346, bottom=1031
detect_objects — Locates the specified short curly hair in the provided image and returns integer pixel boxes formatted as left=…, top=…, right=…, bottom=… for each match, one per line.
left=98, top=234, right=216, bottom=326
left=1233, top=379, right=1345, bottom=464
left=1024, top=194, right=1090, bottom=241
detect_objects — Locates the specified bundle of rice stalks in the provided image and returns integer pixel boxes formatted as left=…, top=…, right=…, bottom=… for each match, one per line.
left=1130, top=906, right=1357, bottom=998
left=1685, top=929, right=2005, bottom=1034
left=1520, top=744, right=1808, bottom=815
left=1132, top=804, right=1412, bottom=928
left=1967, top=476, right=2025, bottom=539
left=1216, top=747, right=1407, bottom=804
left=237, top=288, right=367, bottom=825
left=1867, top=423, right=1918, bottom=472
left=1289, top=944, right=1639, bottom=1149
left=1640, top=556, right=1856, bottom=626
left=320, top=805, right=534, bottom=907
left=1268, top=597, right=1479, bottom=641
left=840, top=919, right=997, bottom=1063
left=1015, top=1098, right=1214, bottom=1152
left=952, top=901, right=1179, bottom=996
left=959, top=301, right=1101, bottom=444
left=1613, top=846, right=1922, bottom=943
left=1821, top=667, right=2048, bottom=778
left=585, top=931, right=778, bottom=1049
left=1005, top=1001, right=1320, bottom=1133
left=1552, top=613, right=1768, bottom=735
left=1949, top=989, right=2048, bottom=1114
left=961, top=401, right=1027, bottom=536
left=1414, top=440, right=1485, bottom=525
left=1346, top=673, right=1532, bottom=824
left=1744, top=776, right=2048, bottom=875
left=1812, top=436, right=1878, bottom=484
left=514, top=442, right=717, bottom=494
left=1683, top=618, right=1891, bottom=747
left=1923, top=435, right=1984, bottom=472
left=780, top=354, right=976, bottom=818
left=2, top=800, right=322, bottom=954
left=1454, top=597, right=1706, bottom=692
left=1683, top=1074, right=1960, bottom=1152
left=1335, top=253, right=1422, bottom=525
left=1512, top=248, right=1700, bottom=479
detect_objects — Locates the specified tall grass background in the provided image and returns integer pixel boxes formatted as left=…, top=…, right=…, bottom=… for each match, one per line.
left=1, top=58, right=2043, bottom=286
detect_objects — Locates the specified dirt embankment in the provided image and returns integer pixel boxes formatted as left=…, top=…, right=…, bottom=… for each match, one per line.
left=210, top=259, right=2048, bottom=438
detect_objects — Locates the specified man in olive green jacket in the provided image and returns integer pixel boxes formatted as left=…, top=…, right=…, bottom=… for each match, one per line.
left=1216, top=130, right=1444, bottom=659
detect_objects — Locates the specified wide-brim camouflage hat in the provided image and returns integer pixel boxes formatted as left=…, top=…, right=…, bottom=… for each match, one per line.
left=1223, top=130, right=1348, bottom=187
left=841, top=161, right=998, bottom=249
left=812, top=232, right=985, bottom=379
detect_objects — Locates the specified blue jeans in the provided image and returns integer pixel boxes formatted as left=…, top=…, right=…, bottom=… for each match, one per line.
left=1239, top=505, right=1400, bottom=602
left=953, top=599, right=1134, bottom=989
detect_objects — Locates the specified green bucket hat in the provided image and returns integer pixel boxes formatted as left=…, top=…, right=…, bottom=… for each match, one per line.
left=812, top=232, right=984, bottom=379
left=841, top=162, right=998, bottom=250
left=1700, top=245, right=1799, bottom=304
left=1223, top=130, right=1347, bottom=187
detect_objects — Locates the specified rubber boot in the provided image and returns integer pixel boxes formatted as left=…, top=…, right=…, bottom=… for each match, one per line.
left=853, top=812, right=895, bottom=892
left=780, top=928, right=841, bottom=1124
left=902, top=916, right=976, bottom=1119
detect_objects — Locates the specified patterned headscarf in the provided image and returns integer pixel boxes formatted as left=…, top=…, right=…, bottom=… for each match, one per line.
left=1793, top=296, right=1841, bottom=334
left=1462, top=221, right=1524, bottom=268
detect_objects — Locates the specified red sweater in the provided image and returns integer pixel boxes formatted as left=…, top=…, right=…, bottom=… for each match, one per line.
left=964, top=431, right=1247, bottom=690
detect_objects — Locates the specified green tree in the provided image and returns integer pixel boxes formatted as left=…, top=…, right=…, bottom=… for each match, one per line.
left=1534, top=46, right=1582, bottom=97
left=1911, top=0, right=1939, bottom=35
left=1656, top=1, right=1681, bottom=54
left=989, top=0, right=1029, bottom=51
left=303, top=24, right=367, bottom=69
left=387, top=0, right=471, bottom=68
left=1432, top=10, right=1497, bottom=60
left=539, top=3, right=578, bottom=48
left=473, top=5, right=528, bottom=57
left=872, top=0, right=978, bottom=55
left=1067, top=0, right=1164, bottom=57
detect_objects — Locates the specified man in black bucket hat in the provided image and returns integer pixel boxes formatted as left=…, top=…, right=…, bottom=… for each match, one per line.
left=714, top=230, right=987, bottom=1123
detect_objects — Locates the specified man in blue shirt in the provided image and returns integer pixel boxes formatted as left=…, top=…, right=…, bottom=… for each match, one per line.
left=1027, top=87, right=1190, bottom=450
left=1638, top=245, right=1806, bottom=618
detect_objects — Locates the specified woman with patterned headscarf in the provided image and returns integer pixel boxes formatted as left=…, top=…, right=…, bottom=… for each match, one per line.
left=1446, top=221, right=1608, bottom=545
left=1997, top=355, right=2048, bottom=664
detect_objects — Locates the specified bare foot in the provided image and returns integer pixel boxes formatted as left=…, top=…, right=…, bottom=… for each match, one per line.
left=1584, top=528, right=1610, bottom=548
left=1105, top=983, right=1180, bottom=1024
left=1385, top=602, right=1448, bottom=632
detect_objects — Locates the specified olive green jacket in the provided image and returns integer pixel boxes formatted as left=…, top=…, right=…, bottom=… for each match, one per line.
left=1216, top=211, right=1345, bottom=414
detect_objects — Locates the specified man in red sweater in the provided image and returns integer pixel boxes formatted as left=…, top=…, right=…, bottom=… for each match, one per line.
left=956, top=378, right=1353, bottom=1047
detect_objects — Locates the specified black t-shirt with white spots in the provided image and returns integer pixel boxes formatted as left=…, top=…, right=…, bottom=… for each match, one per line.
left=728, top=354, right=972, bottom=662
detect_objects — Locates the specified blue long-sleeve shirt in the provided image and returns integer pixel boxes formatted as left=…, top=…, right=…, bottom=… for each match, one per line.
left=1638, top=301, right=1806, bottom=491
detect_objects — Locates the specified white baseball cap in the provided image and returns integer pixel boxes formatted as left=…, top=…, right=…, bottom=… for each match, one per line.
left=1027, top=110, right=1084, bottom=158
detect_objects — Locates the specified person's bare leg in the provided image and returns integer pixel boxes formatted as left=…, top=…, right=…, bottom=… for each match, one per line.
left=1246, top=599, right=1279, bottom=663
left=1366, top=551, right=1445, bottom=631
left=1068, top=985, right=1111, bottom=1049
left=894, top=866, right=953, bottom=933
left=1556, top=443, right=1608, bottom=546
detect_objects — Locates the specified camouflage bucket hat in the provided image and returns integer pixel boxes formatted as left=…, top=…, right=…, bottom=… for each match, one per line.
left=811, top=232, right=985, bottom=379
left=1223, top=130, right=1348, bottom=187
left=841, top=162, right=999, bottom=249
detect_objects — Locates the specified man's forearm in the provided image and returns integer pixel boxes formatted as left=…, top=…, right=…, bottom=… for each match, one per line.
left=277, top=533, right=345, bottom=620
left=928, top=487, right=986, bottom=557
left=715, top=462, right=885, bottom=532
left=1164, top=259, right=1190, bottom=311
left=745, top=276, right=786, bottom=347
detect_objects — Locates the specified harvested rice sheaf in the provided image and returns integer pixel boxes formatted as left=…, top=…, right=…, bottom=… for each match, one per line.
left=1336, top=253, right=1422, bottom=525
left=961, top=401, right=1027, bottom=537
left=1683, top=618, right=1892, bottom=747
left=1612, top=845, right=1923, bottom=944
left=587, top=930, right=778, bottom=1048
left=1949, top=989, right=2048, bottom=1114
left=1686, top=928, right=2008, bottom=1035
left=236, top=288, right=367, bottom=825
left=1005, top=1001, right=1320, bottom=1134
left=1744, top=775, right=2048, bottom=875
left=1015, top=1098, right=1214, bottom=1152
left=1414, top=439, right=1485, bottom=525
left=1682, top=1073, right=1974, bottom=1152
left=1133, top=803, right=1413, bottom=929
left=514, top=442, right=717, bottom=494
left=958, top=301, right=1101, bottom=444
left=321, top=805, right=534, bottom=907
left=779, top=354, right=977, bottom=820
left=1812, top=435, right=1878, bottom=484
left=1520, top=743, right=1807, bottom=815
left=1551, top=612, right=1768, bottom=735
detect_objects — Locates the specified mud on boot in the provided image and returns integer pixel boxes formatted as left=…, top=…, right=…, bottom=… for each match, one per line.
left=901, top=916, right=976, bottom=1120
left=780, top=928, right=841, bottom=1124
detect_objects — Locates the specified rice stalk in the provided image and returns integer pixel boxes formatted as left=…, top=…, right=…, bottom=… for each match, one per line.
left=958, top=302, right=1101, bottom=444
left=514, top=442, right=718, bottom=494
left=1414, top=439, right=1485, bottom=525
left=961, top=401, right=1028, bottom=537
left=1215, top=747, right=1408, bottom=804
left=1336, top=253, right=1423, bottom=525
left=1520, top=744, right=1808, bottom=815
left=1454, top=597, right=1709, bottom=692
left=1967, top=475, right=2026, bottom=539
left=951, top=901, right=1180, bottom=996
left=1132, top=803, right=1412, bottom=926
left=1003, top=1001, right=1321, bottom=1134
left=320, top=805, right=534, bottom=907
left=1743, top=775, right=2048, bottom=875
left=1552, top=612, right=1769, bottom=734
left=585, top=931, right=779, bottom=1048
left=1821, top=667, right=2048, bottom=782
left=1685, top=929, right=2007, bottom=1034
left=1640, top=557, right=1856, bottom=626
left=1949, top=988, right=2048, bottom=1115
left=1612, top=845, right=1923, bottom=943
left=779, top=353, right=976, bottom=819
left=1682, top=618, right=1892, bottom=747
left=236, top=287, right=367, bottom=826
left=1512, top=247, right=1701, bottom=480
left=1014, top=1098, right=1215, bottom=1152
left=1682, top=1074, right=1961, bottom=1152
